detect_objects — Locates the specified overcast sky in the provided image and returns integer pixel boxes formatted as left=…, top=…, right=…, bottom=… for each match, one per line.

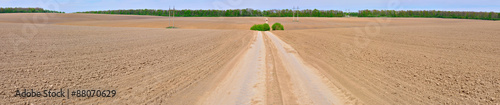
left=1, top=0, right=499, bottom=13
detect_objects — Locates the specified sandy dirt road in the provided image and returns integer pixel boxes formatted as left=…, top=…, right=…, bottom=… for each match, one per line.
left=264, top=31, right=346, bottom=105
left=200, top=31, right=267, bottom=105
left=200, top=31, right=352, bottom=105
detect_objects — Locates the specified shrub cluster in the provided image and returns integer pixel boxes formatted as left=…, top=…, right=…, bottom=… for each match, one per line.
left=250, top=23, right=270, bottom=31
left=271, top=23, right=284, bottom=30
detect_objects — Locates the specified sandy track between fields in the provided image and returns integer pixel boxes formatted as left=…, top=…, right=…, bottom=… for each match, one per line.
left=264, top=31, right=345, bottom=105
left=199, top=31, right=353, bottom=105
left=199, top=31, right=267, bottom=105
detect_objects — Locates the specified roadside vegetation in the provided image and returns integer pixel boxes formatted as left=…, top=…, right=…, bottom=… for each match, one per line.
left=250, top=23, right=270, bottom=31
left=76, top=9, right=344, bottom=17
left=358, top=10, right=500, bottom=20
left=0, top=7, right=64, bottom=13
left=272, top=23, right=284, bottom=30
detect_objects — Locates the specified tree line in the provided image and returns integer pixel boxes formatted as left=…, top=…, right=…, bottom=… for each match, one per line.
left=5, top=7, right=495, bottom=20
left=76, top=8, right=344, bottom=17
left=358, top=10, right=499, bottom=20
left=0, top=7, right=64, bottom=13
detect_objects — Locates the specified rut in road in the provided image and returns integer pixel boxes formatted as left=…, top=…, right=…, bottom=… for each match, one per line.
left=200, top=31, right=345, bottom=105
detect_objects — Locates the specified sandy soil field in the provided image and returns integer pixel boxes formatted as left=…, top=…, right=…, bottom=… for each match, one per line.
left=1, top=13, right=499, bottom=104
left=272, top=18, right=500, bottom=104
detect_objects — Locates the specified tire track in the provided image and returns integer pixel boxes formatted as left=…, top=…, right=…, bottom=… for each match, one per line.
left=200, top=31, right=348, bottom=105
left=264, top=31, right=344, bottom=105
left=199, top=31, right=267, bottom=105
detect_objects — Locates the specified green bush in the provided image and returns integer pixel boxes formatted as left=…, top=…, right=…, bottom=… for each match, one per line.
left=250, top=23, right=270, bottom=31
left=250, top=24, right=262, bottom=31
left=262, top=23, right=270, bottom=31
left=250, top=24, right=257, bottom=30
left=272, top=23, right=284, bottom=30
left=255, top=24, right=263, bottom=31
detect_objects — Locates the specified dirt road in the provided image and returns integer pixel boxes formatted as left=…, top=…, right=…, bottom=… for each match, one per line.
left=264, top=31, right=346, bottom=104
left=199, top=31, right=354, bottom=105
left=199, top=31, right=267, bottom=105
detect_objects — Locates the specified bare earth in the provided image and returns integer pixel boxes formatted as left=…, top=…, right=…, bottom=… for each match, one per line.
left=1, top=13, right=499, bottom=104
